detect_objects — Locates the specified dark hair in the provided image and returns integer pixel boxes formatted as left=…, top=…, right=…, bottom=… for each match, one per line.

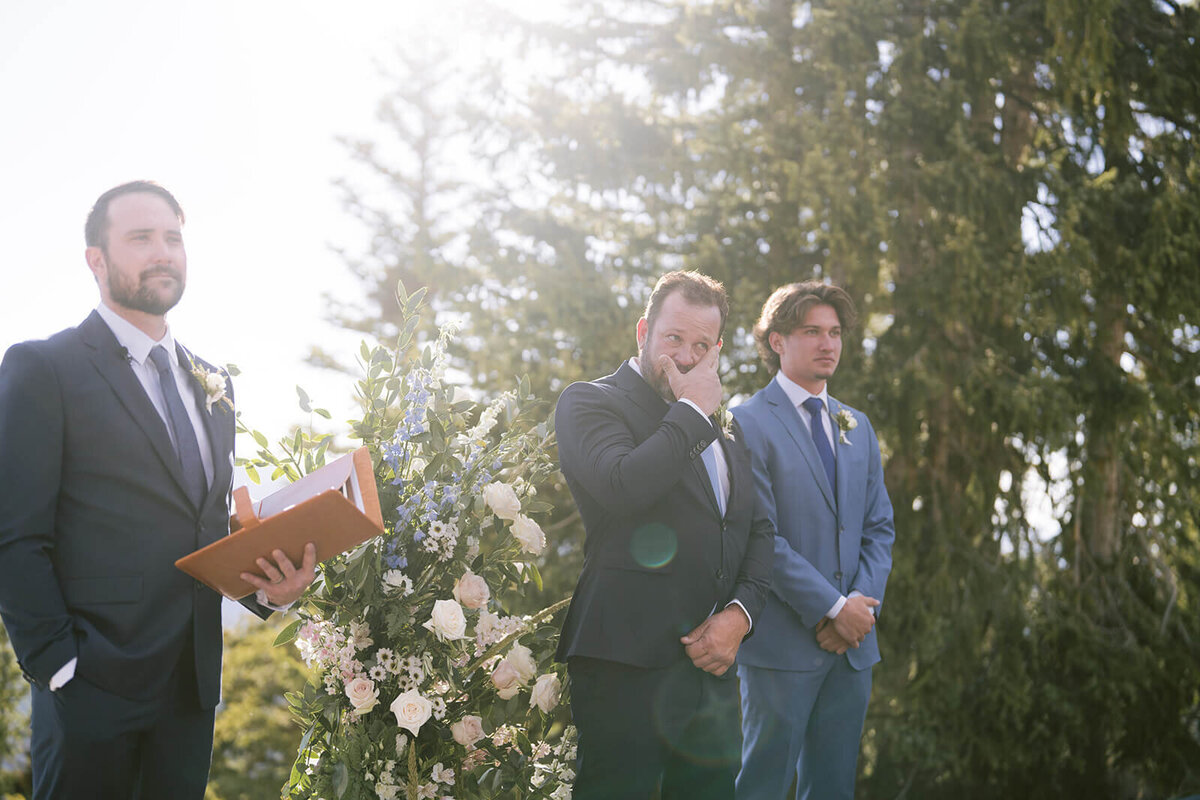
left=752, top=280, right=858, bottom=375
left=85, top=181, right=184, bottom=248
left=644, top=270, right=730, bottom=338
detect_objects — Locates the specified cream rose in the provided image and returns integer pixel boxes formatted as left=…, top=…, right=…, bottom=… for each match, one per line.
left=491, top=658, right=523, bottom=700
left=203, top=372, right=226, bottom=394
left=452, top=570, right=490, bottom=610
left=345, top=676, right=379, bottom=715
left=422, top=599, right=468, bottom=642
left=390, top=688, right=433, bottom=736
left=511, top=514, right=546, bottom=555
left=483, top=481, right=522, bottom=521
left=450, top=714, right=485, bottom=747
left=529, top=673, right=562, bottom=713
left=506, top=643, right=538, bottom=684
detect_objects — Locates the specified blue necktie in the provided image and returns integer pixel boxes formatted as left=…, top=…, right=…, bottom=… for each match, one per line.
left=802, top=397, right=836, bottom=496
left=149, top=345, right=207, bottom=508
left=701, top=442, right=726, bottom=516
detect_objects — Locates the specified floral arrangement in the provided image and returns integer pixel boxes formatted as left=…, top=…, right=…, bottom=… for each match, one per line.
left=241, top=286, right=575, bottom=800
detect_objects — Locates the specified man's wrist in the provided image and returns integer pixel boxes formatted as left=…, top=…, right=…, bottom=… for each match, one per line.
left=725, top=599, right=752, bottom=634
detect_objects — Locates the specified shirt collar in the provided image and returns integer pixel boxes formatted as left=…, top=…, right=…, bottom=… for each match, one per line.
left=94, top=303, right=176, bottom=368
left=628, top=356, right=643, bottom=377
left=774, top=370, right=829, bottom=412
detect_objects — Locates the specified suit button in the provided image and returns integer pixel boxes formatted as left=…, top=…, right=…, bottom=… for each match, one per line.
left=194, top=581, right=203, bottom=592
left=716, top=569, right=725, bottom=581
left=834, top=571, right=843, bottom=581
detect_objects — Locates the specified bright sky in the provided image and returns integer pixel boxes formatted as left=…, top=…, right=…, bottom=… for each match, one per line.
left=0, top=0, right=556, bottom=625
left=0, top=0, right=552, bottom=446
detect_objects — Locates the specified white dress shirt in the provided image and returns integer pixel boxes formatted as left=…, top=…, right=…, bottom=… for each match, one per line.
left=772, top=372, right=861, bottom=620
left=629, top=358, right=751, bottom=631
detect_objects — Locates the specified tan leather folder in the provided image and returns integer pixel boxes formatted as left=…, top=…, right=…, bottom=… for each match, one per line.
left=175, top=446, right=385, bottom=600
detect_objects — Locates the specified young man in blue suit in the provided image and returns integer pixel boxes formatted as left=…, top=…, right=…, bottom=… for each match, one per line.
left=555, top=270, right=774, bottom=800
left=0, top=181, right=316, bottom=799
left=732, top=281, right=895, bottom=800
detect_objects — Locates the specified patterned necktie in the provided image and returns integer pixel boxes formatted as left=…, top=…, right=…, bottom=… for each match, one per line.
left=701, top=441, right=726, bottom=516
left=148, top=345, right=207, bottom=508
left=802, top=397, right=836, bottom=496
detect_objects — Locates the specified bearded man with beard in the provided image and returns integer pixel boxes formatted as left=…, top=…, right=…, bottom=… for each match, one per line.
left=0, top=181, right=316, bottom=799
left=553, top=270, right=774, bottom=800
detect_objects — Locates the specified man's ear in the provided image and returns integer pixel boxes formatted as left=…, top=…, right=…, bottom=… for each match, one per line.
left=769, top=330, right=785, bottom=355
left=85, top=246, right=106, bottom=283
left=636, top=317, right=649, bottom=351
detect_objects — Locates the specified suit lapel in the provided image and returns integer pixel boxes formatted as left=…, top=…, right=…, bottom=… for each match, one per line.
left=615, top=362, right=723, bottom=518
left=78, top=312, right=193, bottom=505
left=764, top=380, right=836, bottom=514
left=177, top=343, right=233, bottom=513
left=830, top=397, right=848, bottom=520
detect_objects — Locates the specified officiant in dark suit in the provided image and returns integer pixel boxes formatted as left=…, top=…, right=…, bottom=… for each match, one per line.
left=0, top=181, right=317, bottom=799
left=554, top=270, right=774, bottom=800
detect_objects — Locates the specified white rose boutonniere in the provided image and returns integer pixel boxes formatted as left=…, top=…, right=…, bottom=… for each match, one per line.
left=835, top=408, right=858, bottom=445
left=185, top=357, right=232, bottom=414
left=715, top=403, right=735, bottom=439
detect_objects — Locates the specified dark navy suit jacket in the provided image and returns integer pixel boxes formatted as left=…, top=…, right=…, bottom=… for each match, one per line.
left=0, top=311, right=268, bottom=710
left=554, top=362, right=773, bottom=669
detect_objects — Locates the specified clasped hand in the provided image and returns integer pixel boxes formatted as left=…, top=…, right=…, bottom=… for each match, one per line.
left=240, top=542, right=318, bottom=607
left=681, top=605, right=750, bottom=676
left=815, top=595, right=880, bottom=655
left=659, top=343, right=723, bottom=417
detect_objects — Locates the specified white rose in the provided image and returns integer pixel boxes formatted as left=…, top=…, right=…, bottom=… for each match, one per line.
left=450, top=714, right=485, bottom=747
left=422, top=599, right=467, bottom=642
left=390, top=689, right=433, bottom=736
left=203, top=372, right=226, bottom=394
left=382, top=569, right=414, bottom=596
left=510, top=515, right=546, bottom=555
left=483, top=481, right=522, bottom=521
left=491, top=658, right=523, bottom=700
left=452, top=570, right=490, bottom=610
left=529, top=673, right=562, bottom=713
left=506, top=643, right=538, bottom=684
left=344, top=676, right=379, bottom=715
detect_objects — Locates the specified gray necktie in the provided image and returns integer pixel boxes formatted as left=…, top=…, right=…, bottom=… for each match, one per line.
left=148, top=345, right=207, bottom=508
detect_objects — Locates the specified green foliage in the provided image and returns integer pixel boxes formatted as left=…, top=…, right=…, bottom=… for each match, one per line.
left=269, top=289, right=573, bottom=800
left=206, top=619, right=313, bottom=800
left=326, top=0, right=1200, bottom=797
left=0, top=626, right=30, bottom=798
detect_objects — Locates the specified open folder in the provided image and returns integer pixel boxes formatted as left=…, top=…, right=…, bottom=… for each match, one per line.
left=175, top=446, right=385, bottom=600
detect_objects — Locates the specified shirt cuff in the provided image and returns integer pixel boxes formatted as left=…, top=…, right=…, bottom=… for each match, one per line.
left=825, top=595, right=848, bottom=620
left=255, top=589, right=294, bottom=614
left=49, top=657, right=77, bottom=691
left=725, top=599, right=753, bottom=634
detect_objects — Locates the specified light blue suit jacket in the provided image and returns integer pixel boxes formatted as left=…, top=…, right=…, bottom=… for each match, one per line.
left=733, top=379, right=894, bottom=672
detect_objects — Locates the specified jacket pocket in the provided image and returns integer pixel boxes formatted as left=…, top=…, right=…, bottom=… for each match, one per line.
left=62, top=575, right=143, bottom=605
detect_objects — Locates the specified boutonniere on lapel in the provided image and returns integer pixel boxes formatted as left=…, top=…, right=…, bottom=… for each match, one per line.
left=185, top=357, right=232, bottom=414
left=715, top=403, right=735, bottom=440
left=835, top=408, right=857, bottom=445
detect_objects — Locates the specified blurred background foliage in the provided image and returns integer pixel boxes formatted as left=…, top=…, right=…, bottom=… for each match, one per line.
left=3, top=0, right=1198, bottom=797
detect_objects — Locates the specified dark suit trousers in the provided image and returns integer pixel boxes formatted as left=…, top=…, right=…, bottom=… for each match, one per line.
left=568, top=656, right=741, bottom=800
left=30, top=637, right=215, bottom=800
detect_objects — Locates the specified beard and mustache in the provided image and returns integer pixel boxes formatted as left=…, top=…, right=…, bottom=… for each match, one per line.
left=106, top=263, right=185, bottom=316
